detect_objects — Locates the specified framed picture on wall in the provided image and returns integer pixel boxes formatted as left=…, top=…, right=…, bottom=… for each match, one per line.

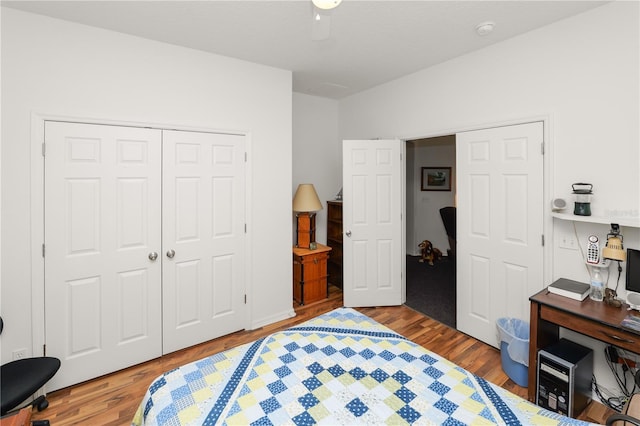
left=421, top=167, right=451, bottom=191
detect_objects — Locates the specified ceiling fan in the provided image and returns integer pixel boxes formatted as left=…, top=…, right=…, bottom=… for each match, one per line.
left=311, top=0, right=342, bottom=41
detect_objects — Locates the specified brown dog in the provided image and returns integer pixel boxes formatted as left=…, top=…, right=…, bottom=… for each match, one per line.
left=418, top=240, right=442, bottom=266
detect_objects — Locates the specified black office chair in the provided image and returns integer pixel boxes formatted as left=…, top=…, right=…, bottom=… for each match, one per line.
left=439, top=206, right=456, bottom=259
left=0, top=316, right=61, bottom=423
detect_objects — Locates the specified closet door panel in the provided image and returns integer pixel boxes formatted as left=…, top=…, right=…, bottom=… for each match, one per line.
left=162, top=130, right=246, bottom=353
left=44, top=122, right=162, bottom=391
left=44, top=123, right=247, bottom=386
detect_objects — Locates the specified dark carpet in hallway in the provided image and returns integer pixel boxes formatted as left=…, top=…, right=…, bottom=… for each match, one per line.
left=405, top=255, right=456, bottom=328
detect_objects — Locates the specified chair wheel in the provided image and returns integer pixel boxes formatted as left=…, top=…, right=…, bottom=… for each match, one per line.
left=31, top=395, right=48, bottom=412
left=36, top=398, right=49, bottom=412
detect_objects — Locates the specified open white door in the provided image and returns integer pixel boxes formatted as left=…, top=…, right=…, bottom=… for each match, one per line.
left=456, top=122, right=544, bottom=347
left=342, top=139, right=404, bottom=307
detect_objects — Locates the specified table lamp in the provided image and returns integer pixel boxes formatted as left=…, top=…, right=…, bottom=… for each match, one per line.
left=293, top=184, right=323, bottom=249
left=603, top=224, right=626, bottom=262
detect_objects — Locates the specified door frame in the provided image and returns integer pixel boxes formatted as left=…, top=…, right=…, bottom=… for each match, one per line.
left=401, top=114, right=555, bottom=321
left=29, top=112, right=253, bottom=355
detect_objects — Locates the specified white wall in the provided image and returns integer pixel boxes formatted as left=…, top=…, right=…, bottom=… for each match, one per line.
left=340, top=1, right=640, bottom=284
left=292, top=95, right=457, bottom=257
left=1, top=8, right=293, bottom=363
left=339, top=1, right=639, bottom=398
left=292, top=93, right=341, bottom=245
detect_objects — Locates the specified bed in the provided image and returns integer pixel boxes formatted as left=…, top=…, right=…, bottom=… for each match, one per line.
left=132, top=308, right=594, bottom=425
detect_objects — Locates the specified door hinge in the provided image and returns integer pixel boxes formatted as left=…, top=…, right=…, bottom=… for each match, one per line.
left=244, top=294, right=247, bottom=304
left=42, top=143, right=46, bottom=157
left=244, top=152, right=247, bottom=162
left=43, top=344, right=46, bottom=356
left=542, top=234, right=545, bottom=246
left=541, top=142, right=544, bottom=155
left=42, top=243, right=45, bottom=258
left=244, top=223, right=247, bottom=233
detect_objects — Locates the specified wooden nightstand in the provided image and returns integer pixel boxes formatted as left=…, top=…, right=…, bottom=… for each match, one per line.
left=293, top=244, right=332, bottom=305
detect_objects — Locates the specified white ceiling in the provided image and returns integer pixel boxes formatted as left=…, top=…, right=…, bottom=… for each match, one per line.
left=3, top=0, right=608, bottom=99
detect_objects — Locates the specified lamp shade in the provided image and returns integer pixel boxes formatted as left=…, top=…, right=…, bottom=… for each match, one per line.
left=293, top=184, right=323, bottom=212
left=603, top=236, right=626, bottom=262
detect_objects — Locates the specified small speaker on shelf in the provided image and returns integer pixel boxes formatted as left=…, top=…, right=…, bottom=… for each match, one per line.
left=627, top=292, right=640, bottom=311
left=551, top=198, right=567, bottom=212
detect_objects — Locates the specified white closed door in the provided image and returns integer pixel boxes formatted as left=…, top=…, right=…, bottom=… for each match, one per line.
left=44, top=123, right=247, bottom=388
left=162, top=130, right=246, bottom=353
left=44, top=121, right=163, bottom=390
left=342, top=139, right=404, bottom=307
left=456, top=122, right=544, bottom=346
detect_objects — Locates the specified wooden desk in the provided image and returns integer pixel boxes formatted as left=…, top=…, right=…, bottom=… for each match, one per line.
left=528, top=289, right=640, bottom=402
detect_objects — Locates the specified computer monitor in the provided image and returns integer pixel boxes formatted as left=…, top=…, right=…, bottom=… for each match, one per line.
left=625, top=248, right=640, bottom=310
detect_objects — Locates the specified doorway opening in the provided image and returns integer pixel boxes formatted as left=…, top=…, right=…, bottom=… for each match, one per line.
left=405, top=135, right=457, bottom=328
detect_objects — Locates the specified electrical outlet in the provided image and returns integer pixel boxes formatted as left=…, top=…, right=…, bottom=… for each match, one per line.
left=558, top=234, right=578, bottom=250
left=12, top=348, right=27, bottom=360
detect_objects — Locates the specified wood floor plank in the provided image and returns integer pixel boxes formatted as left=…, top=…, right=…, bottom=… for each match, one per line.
left=28, top=287, right=613, bottom=425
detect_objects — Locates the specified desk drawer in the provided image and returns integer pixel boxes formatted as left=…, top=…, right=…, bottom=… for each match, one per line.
left=540, top=305, right=640, bottom=354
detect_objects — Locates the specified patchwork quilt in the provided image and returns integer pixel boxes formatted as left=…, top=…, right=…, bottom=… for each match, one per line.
left=132, top=308, right=595, bottom=425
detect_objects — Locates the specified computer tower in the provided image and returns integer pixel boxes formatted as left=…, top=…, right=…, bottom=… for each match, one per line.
left=536, top=338, right=593, bottom=418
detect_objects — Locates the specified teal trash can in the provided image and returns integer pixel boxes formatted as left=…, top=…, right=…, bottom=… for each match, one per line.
left=496, top=317, right=529, bottom=387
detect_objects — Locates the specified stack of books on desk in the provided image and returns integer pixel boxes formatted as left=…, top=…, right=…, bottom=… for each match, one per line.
left=621, top=315, right=640, bottom=333
left=547, top=278, right=590, bottom=301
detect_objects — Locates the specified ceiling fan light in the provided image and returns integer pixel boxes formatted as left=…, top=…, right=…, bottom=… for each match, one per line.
left=312, top=0, right=342, bottom=10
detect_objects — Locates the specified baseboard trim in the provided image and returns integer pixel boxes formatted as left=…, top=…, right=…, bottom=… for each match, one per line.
left=250, top=308, right=296, bottom=330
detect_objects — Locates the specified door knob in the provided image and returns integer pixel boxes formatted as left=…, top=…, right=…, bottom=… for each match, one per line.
left=148, top=252, right=158, bottom=261
left=345, top=230, right=352, bottom=237
left=166, top=249, right=176, bottom=259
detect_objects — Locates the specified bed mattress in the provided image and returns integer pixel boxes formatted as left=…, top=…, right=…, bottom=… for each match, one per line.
left=132, top=307, right=594, bottom=425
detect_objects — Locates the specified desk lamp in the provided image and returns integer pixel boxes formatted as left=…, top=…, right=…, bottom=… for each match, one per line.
left=293, top=184, right=323, bottom=249
left=603, top=224, right=626, bottom=262
left=601, top=223, right=626, bottom=307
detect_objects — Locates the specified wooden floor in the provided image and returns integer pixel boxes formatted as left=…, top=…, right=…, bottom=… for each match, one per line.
left=30, top=286, right=613, bottom=425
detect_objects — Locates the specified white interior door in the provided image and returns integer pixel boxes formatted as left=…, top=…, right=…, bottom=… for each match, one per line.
left=342, top=139, right=404, bottom=307
left=44, top=121, right=162, bottom=390
left=162, top=130, right=246, bottom=353
left=456, top=122, right=544, bottom=346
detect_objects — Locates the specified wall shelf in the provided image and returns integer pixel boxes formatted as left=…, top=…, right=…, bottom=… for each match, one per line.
left=551, top=212, right=640, bottom=228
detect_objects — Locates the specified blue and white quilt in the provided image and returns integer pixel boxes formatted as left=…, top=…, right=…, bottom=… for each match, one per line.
left=132, top=308, right=594, bottom=425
